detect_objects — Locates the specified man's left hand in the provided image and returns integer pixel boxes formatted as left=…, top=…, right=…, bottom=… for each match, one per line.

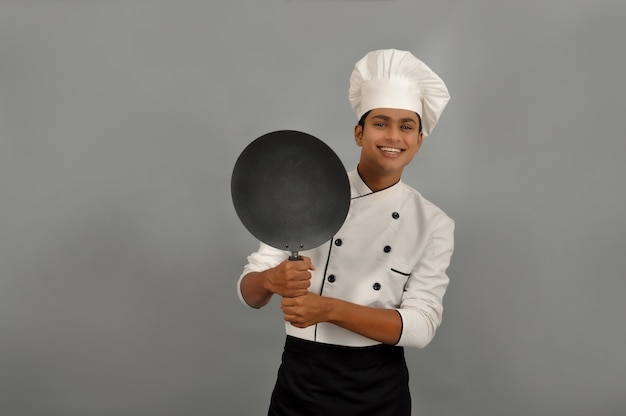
left=280, top=292, right=331, bottom=328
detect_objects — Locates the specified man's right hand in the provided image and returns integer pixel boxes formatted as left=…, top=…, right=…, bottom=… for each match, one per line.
left=263, top=256, right=315, bottom=298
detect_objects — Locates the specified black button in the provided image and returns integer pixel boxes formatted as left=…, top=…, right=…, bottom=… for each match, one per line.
left=383, top=245, right=392, bottom=253
left=373, top=282, right=381, bottom=291
left=327, top=275, right=336, bottom=283
left=334, top=239, right=343, bottom=246
left=392, top=212, right=400, bottom=219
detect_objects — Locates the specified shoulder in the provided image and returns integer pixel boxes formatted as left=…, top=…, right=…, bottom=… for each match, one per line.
left=398, top=182, right=454, bottom=231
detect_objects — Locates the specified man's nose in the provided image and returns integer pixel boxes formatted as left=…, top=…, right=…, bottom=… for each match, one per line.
left=386, top=125, right=403, bottom=140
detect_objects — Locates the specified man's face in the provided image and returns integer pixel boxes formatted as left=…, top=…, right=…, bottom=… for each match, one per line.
left=354, top=108, right=423, bottom=180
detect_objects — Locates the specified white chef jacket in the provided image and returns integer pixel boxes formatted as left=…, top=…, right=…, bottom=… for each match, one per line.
left=237, top=168, right=455, bottom=349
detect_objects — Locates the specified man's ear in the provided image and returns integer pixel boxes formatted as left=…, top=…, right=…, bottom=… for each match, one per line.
left=417, top=131, right=423, bottom=150
left=354, top=125, right=363, bottom=146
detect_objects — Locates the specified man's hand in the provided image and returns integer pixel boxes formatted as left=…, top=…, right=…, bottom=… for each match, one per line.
left=281, top=292, right=331, bottom=328
left=264, top=256, right=315, bottom=298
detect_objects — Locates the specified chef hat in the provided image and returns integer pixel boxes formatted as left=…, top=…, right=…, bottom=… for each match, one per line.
left=348, top=49, right=450, bottom=136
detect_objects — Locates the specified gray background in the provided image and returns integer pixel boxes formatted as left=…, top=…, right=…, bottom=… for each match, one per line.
left=1, top=1, right=625, bottom=415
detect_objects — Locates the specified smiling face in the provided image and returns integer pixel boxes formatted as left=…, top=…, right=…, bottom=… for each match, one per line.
left=354, top=108, right=423, bottom=191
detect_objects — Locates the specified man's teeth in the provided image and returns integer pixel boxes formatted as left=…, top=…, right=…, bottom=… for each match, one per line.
left=380, top=147, right=401, bottom=153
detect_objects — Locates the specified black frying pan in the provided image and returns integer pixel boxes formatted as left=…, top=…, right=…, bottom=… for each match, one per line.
left=231, top=130, right=350, bottom=260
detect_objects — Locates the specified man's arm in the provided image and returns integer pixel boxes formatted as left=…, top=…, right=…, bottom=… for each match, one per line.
left=281, top=293, right=402, bottom=345
left=239, top=271, right=274, bottom=309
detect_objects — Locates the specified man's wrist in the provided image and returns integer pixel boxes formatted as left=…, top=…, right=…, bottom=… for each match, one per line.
left=324, top=297, right=341, bottom=324
left=260, top=269, right=275, bottom=295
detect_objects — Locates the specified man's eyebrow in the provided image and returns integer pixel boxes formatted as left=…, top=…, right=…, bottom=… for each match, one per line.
left=371, top=114, right=417, bottom=124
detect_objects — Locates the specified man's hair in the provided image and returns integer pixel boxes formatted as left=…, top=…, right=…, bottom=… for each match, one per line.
left=357, top=110, right=423, bottom=134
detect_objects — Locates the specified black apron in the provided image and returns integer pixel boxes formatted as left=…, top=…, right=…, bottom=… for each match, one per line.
left=268, top=336, right=411, bottom=416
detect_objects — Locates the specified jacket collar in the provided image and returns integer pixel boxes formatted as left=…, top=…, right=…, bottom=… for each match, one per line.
left=348, top=168, right=402, bottom=198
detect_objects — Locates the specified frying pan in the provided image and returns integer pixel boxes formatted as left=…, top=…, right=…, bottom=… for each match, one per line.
left=231, top=130, right=350, bottom=260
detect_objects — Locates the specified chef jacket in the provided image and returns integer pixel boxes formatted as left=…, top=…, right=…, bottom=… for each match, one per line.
left=237, top=168, right=455, bottom=349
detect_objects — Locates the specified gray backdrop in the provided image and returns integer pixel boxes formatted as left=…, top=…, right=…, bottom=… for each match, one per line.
left=1, top=1, right=625, bottom=415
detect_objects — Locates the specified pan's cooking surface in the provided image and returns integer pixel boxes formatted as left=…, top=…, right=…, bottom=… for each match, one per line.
left=231, top=130, right=350, bottom=253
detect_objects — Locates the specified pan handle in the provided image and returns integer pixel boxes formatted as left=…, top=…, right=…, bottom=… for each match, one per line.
left=289, top=252, right=301, bottom=261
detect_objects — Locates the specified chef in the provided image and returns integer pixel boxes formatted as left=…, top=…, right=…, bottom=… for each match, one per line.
left=237, top=49, right=454, bottom=416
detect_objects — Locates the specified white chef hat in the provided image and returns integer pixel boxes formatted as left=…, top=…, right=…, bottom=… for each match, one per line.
left=348, top=49, right=450, bottom=136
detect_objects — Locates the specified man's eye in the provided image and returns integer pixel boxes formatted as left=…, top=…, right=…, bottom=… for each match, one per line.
left=401, top=125, right=413, bottom=130
left=374, top=122, right=386, bottom=127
